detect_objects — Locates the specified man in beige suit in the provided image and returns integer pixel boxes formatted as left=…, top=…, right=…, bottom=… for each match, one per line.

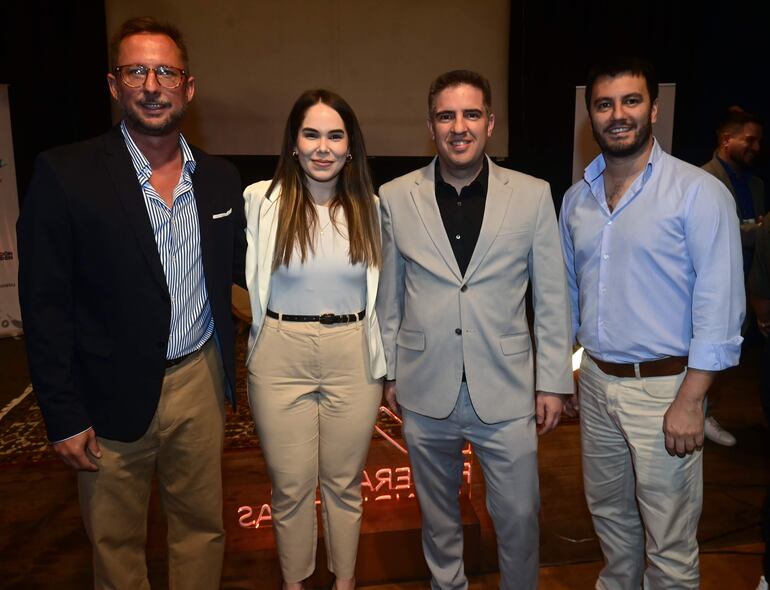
left=375, top=70, right=573, bottom=590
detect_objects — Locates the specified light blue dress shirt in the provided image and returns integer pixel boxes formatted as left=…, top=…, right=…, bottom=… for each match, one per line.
left=559, top=140, right=744, bottom=371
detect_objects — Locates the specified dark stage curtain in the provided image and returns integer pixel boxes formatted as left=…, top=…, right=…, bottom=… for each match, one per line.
left=506, top=0, right=770, bottom=211
left=2, top=1, right=768, bottom=202
left=1, top=0, right=112, bottom=199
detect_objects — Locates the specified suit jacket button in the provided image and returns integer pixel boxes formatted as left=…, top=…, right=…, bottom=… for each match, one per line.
left=455, top=328, right=462, bottom=335
left=460, top=285, right=468, bottom=292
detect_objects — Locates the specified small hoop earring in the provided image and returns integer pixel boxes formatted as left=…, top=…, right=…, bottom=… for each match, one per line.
left=292, top=150, right=298, bottom=158
left=346, top=153, right=353, bottom=162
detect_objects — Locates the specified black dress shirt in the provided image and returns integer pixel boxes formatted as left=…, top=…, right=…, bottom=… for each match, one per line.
left=434, top=158, right=489, bottom=276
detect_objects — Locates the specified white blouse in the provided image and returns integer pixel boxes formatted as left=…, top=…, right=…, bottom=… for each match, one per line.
left=268, top=203, right=366, bottom=315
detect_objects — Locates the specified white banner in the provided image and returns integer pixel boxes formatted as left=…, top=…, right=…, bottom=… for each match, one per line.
left=0, top=84, right=22, bottom=337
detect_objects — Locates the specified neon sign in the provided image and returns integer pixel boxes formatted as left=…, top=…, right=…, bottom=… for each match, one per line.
left=237, top=406, right=473, bottom=529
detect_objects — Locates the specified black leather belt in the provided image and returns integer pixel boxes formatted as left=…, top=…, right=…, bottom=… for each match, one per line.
left=266, top=309, right=365, bottom=325
left=165, top=349, right=198, bottom=369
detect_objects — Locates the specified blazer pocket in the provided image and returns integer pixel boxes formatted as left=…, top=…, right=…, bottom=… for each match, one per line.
left=496, top=228, right=530, bottom=238
left=499, top=332, right=531, bottom=356
left=397, top=329, right=425, bottom=351
left=212, top=208, right=232, bottom=219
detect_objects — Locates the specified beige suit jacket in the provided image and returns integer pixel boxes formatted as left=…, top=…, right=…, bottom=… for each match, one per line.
left=376, top=157, right=573, bottom=422
left=243, top=180, right=387, bottom=379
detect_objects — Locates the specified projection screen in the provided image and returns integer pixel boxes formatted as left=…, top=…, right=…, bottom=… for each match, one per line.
left=105, top=0, right=510, bottom=157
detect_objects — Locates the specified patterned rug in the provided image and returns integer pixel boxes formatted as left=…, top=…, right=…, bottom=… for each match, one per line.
left=0, top=328, right=400, bottom=465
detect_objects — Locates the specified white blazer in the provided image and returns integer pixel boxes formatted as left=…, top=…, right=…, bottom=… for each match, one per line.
left=243, top=180, right=387, bottom=379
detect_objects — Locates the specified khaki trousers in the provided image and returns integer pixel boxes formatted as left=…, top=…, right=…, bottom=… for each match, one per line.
left=248, top=316, right=381, bottom=582
left=78, top=339, right=226, bottom=590
left=579, top=354, right=702, bottom=590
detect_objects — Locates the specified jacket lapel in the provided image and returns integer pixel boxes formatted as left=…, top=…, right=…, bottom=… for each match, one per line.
left=410, top=161, right=462, bottom=282
left=257, top=193, right=280, bottom=318
left=463, top=159, right=512, bottom=281
left=365, top=196, right=381, bottom=318
left=102, top=127, right=168, bottom=295
left=191, top=152, right=215, bottom=289
left=710, top=156, right=734, bottom=197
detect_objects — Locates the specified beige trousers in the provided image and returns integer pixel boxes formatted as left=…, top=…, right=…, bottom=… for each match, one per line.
left=579, top=354, right=702, bottom=590
left=78, top=339, right=226, bottom=590
left=248, top=316, right=382, bottom=582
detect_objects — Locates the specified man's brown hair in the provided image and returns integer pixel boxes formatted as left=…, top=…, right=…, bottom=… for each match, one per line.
left=109, top=16, right=189, bottom=71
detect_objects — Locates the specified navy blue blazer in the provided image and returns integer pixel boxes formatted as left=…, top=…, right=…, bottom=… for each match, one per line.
left=17, top=125, right=246, bottom=442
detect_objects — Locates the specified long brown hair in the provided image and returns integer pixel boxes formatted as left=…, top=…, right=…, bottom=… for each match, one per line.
left=269, top=89, right=381, bottom=271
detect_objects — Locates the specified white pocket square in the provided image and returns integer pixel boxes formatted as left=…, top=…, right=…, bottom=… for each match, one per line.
left=212, top=208, right=232, bottom=219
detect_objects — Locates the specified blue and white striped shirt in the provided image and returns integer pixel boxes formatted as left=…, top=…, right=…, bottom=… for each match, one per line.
left=120, top=121, right=213, bottom=361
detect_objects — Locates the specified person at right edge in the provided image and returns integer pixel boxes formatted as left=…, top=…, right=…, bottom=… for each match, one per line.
left=749, top=222, right=770, bottom=590
left=701, top=107, right=764, bottom=446
left=560, top=57, right=744, bottom=589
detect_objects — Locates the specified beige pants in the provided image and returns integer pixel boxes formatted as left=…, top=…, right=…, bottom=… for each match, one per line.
left=78, top=339, right=226, bottom=590
left=579, top=354, right=702, bottom=590
left=248, top=316, right=382, bottom=582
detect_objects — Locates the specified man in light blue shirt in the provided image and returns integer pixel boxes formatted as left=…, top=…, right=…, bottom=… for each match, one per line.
left=559, top=57, right=744, bottom=589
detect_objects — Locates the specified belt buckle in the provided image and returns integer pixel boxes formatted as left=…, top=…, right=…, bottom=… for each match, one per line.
left=319, top=313, right=336, bottom=325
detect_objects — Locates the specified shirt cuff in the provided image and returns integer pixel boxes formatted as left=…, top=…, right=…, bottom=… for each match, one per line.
left=688, top=336, right=743, bottom=371
left=51, top=426, right=93, bottom=445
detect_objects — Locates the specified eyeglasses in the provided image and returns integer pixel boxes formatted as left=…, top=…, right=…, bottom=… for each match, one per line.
left=113, top=64, right=187, bottom=89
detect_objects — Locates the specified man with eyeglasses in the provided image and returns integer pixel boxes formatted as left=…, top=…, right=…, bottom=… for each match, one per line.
left=17, top=16, right=246, bottom=589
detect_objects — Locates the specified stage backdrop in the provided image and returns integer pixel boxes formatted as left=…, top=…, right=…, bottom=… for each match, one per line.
left=0, top=85, right=22, bottom=338
left=572, top=83, right=676, bottom=183
left=104, top=0, right=510, bottom=157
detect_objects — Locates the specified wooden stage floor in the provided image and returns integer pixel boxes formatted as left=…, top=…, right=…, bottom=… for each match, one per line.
left=0, top=334, right=767, bottom=589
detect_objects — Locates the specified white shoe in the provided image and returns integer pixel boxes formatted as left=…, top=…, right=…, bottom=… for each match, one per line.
left=757, top=575, right=768, bottom=590
left=704, top=416, right=736, bottom=446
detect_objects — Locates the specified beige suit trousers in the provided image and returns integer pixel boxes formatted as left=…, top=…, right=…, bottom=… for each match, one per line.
left=78, top=339, right=227, bottom=590
left=248, top=316, right=381, bottom=582
left=579, top=354, right=702, bottom=590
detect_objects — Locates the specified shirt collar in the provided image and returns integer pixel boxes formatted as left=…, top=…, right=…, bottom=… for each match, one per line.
left=435, top=156, right=489, bottom=196
left=583, top=137, right=661, bottom=186
left=119, top=120, right=197, bottom=184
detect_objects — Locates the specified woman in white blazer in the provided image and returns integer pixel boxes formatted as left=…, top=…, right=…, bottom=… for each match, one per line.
left=243, top=89, right=386, bottom=590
